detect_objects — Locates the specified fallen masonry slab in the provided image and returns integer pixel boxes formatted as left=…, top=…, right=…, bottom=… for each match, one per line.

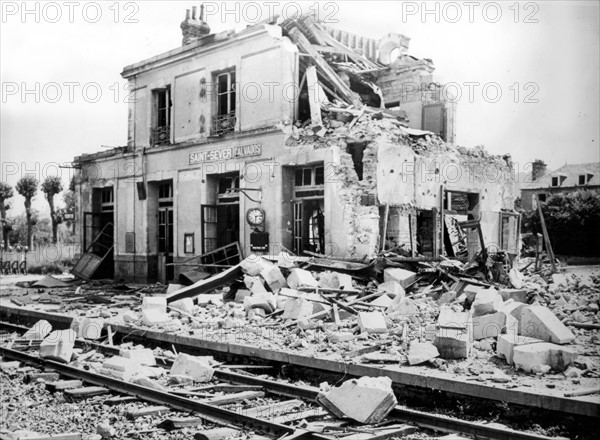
left=142, top=296, right=167, bottom=313
left=358, top=311, right=388, bottom=333
left=407, top=342, right=439, bottom=365
left=102, top=355, right=141, bottom=381
left=513, top=342, right=576, bottom=373
left=142, top=308, right=170, bottom=326
left=498, top=288, right=528, bottom=303
left=170, top=298, right=195, bottom=314
left=287, top=268, right=319, bottom=289
left=120, top=348, right=156, bottom=366
left=471, top=311, right=506, bottom=340
left=22, top=320, right=52, bottom=340
left=387, top=297, right=418, bottom=316
left=39, top=329, right=76, bottom=363
left=241, top=255, right=273, bottom=276
left=282, top=297, right=314, bottom=320
left=383, top=268, right=417, bottom=289
left=260, top=265, right=287, bottom=293
left=171, top=353, right=215, bottom=382
left=471, top=289, right=502, bottom=317
left=520, top=305, right=575, bottom=344
left=377, top=281, right=405, bottom=299
left=434, top=328, right=471, bottom=359
left=502, top=300, right=525, bottom=335
left=317, top=376, right=397, bottom=424
left=496, top=334, right=544, bottom=366
left=243, top=292, right=275, bottom=314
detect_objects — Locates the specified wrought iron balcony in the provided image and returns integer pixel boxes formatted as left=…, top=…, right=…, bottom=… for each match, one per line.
left=151, top=126, right=171, bottom=146
left=212, top=112, right=236, bottom=135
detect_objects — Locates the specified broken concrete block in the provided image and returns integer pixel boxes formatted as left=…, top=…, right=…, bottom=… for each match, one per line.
left=509, top=268, right=525, bottom=289
left=358, top=311, right=388, bottom=334
left=499, top=288, right=528, bottom=303
left=337, top=273, right=354, bottom=290
left=370, top=294, right=393, bottom=308
left=496, top=334, right=544, bottom=365
left=132, top=376, right=166, bottom=391
left=383, top=268, right=417, bottom=289
left=513, top=343, right=576, bottom=373
left=434, top=327, right=471, bottom=359
left=520, top=305, right=575, bottom=344
left=40, top=329, right=76, bottom=363
left=462, top=285, right=484, bottom=302
left=260, top=265, right=287, bottom=293
left=243, top=292, right=276, bottom=313
left=122, top=311, right=139, bottom=322
left=407, top=342, right=439, bottom=365
left=245, top=276, right=269, bottom=296
left=142, top=296, right=167, bottom=313
left=282, top=297, right=314, bottom=320
left=120, top=348, right=156, bottom=366
left=241, top=255, right=273, bottom=276
left=22, top=320, right=52, bottom=340
left=472, top=311, right=506, bottom=340
left=438, top=290, right=457, bottom=305
left=234, top=289, right=252, bottom=303
left=167, top=283, right=185, bottom=294
left=170, top=353, right=215, bottom=382
left=471, top=289, right=502, bottom=317
left=71, top=317, right=104, bottom=340
left=276, top=251, right=295, bottom=269
left=327, top=331, right=355, bottom=342
left=437, top=308, right=470, bottom=329
left=386, top=296, right=418, bottom=315
left=287, top=268, right=319, bottom=289
left=318, top=271, right=340, bottom=289
left=377, top=281, right=405, bottom=299
left=141, top=308, right=170, bottom=326
left=103, top=355, right=139, bottom=372
left=317, top=376, right=397, bottom=424
left=502, top=300, right=525, bottom=335
left=170, top=298, right=194, bottom=314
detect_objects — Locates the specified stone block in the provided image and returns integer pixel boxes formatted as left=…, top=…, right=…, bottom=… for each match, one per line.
left=167, top=283, right=185, bottom=294
left=260, top=265, right=287, bottom=293
left=22, top=320, right=52, bottom=340
left=462, top=285, right=484, bottom=302
left=170, top=298, right=194, bottom=314
left=496, top=334, right=543, bottom=365
left=141, top=308, right=170, bottom=326
left=327, top=331, right=355, bottom=342
left=513, top=343, right=576, bottom=373
left=122, top=311, right=138, bottom=322
left=438, top=290, right=457, bottom=305
left=142, top=296, right=167, bottom=313
left=103, top=355, right=140, bottom=372
left=370, top=294, right=393, bottom=308
left=383, top=268, right=417, bottom=289
left=471, top=289, right=502, bottom=317
left=318, top=271, right=341, bottom=289
left=499, top=288, right=528, bottom=303
left=317, top=376, right=397, bottom=424
left=377, top=281, right=405, bottom=299
left=434, top=327, right=471, bottom=359
left=243, top=292, right=276, bottom=313
left=337, top=273, right=354, bottom=290
left=246, top=276, right=269, bottom=296
left=520, top=306, right=575, bottom=344
left=472, top=311, right=506, bottom=340
left=287, top=268, right=319, bottom=289
left=276, top=252, right=295, bottom=269
left=358, top=311, right=388, bottom=334
left=71, top=317, right=103, bottom=340
left=502, top=300, right=525, bottom=335
left=39, top=329, right=76, bottom=363
left=241, top=255, right=273, bottom=276
left=386, top=297, right=418, bottom=316
left=120, top=348, right=156, bottom=366
left=437, top=307, right=470, bottom=329
left=282, top=297, right=314, bottom=320
left=407, top=342, right=439, bottom=365
left=234, top=289, right=252, bottom=303
left=170, top=353, right=215, bottom=382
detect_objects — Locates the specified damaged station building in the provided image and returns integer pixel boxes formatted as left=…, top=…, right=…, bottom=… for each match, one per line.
left=72, top=8, right=519, bottom=283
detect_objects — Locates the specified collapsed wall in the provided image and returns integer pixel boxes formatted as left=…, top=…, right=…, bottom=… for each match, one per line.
left=283, top=111, right=516, bottom=258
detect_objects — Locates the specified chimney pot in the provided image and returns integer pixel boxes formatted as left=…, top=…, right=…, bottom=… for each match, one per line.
left=185, top=9, right=190, bottom=20
left=192, top=6, right=197, bottom=20
left=200, top=4, right=205, bottom=21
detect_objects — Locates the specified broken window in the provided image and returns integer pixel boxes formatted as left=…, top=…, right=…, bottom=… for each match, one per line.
left=152, top=87, right=171, bottom=146
left=442, top=190, right=480, bottom=259
left=213, top=70, right=236, bottom=135
left=100, top=187, right=114, bottom=212
left=537, top=193, right=546, bottom=202
left=499, top=211, right=520, bottom=255
left=294, top=165, right=325, bottom=197
left=292, top=164, right=325, bottom=255
left=416, top=209, right=436, bottom=256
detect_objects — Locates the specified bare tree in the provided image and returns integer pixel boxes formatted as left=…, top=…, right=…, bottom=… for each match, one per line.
left=41, top=176, right=64, bottom=244
left=0, top=182, right=14, bottom=250
left=15, top=176, right=38, bottom=248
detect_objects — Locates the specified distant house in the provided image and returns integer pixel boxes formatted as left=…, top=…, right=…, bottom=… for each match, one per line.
left=520, top=162, right=600, bottom=210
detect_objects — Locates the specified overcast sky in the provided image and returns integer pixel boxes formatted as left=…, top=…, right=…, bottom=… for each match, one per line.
left=1, top=0, right=599, bottom=215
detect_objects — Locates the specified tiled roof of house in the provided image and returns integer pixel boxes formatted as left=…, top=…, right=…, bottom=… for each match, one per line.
left=523, top=162, right=600, bottom=190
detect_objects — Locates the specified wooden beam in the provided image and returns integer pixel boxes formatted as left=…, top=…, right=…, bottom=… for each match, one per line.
left=536, top=194, right=557, bottom=273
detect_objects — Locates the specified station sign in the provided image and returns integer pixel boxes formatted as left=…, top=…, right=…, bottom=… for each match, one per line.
left=189, top=142, right=262, bottom=165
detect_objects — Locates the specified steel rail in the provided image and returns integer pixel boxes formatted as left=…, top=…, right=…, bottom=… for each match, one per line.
left=0, top=322, right=569, bottom=440
left=0, top=346, right=331, bottom=440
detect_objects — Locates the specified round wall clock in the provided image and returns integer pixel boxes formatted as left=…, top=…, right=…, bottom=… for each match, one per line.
left=246, top=207, right=265, bottom=226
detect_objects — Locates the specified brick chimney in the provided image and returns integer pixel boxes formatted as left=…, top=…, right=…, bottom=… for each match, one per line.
left=531, top=159, right=547, bottom=182
left=181, top=5, right=210, bottom=45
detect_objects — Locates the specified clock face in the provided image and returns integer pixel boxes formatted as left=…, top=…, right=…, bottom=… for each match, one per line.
left=246, top=208, right=265, bottom=226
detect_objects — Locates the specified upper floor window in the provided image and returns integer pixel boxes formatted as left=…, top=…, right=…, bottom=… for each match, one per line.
left=551, top=176, right=559, bottom=187
left=152, top=86, right=171, bottom=146
left=213, top=70, right=236, bottom=135
left=579, top=175, right=586, bottom=185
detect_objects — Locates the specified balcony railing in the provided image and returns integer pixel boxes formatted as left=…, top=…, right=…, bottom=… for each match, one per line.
left=151, top=125, right=171, bottom=146
left=212, top=112, right=236, bottom=135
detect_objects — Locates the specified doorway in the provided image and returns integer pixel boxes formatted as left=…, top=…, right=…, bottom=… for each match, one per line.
left=157, top=181, right=174, bottom=283
left=201, top=173, right=240, bottom=254
left=291, top=164, right=325, bottom=255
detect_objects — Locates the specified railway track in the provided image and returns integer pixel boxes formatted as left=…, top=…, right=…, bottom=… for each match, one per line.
left=0, top=321, right=572, bottom=440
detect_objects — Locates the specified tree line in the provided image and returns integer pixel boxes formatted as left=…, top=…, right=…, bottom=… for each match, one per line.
left=0, top=176, right=75, bottom=251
